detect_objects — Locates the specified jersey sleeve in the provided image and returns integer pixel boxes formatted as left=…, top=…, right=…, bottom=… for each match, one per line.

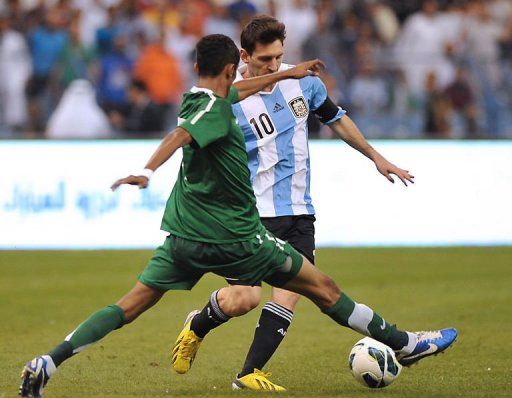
left=227, top=85, right=239, bottom=104
left=308, top=76, right=346, bottom=124
left=179, top=100, right=231, bottom=148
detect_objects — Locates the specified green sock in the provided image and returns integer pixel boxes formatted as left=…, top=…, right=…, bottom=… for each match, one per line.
left=48, top=305, right=126, bottom=366
left=323, top=294, right=408, bottom=350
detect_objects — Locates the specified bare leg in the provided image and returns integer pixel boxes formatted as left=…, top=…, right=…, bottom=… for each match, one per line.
left=46, top=282, right=163, bottom=366
left=271, top=287, right=301, bottom=311
left=117, top=281, right=164, bottom=322
left=278, top=256, right=409, bottom=351
left=280, top=258, right=340, bottom=310
left=216, top=285, right=262, bottom=316
left=172, top=285, right=261, bottom=375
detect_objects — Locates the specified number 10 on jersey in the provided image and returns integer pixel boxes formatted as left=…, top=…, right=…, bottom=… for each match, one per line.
left=249, top=113, right=276, bottom=139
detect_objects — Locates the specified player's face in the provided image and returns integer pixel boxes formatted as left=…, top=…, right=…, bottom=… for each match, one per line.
left=243, top=39, right=284, bottom=77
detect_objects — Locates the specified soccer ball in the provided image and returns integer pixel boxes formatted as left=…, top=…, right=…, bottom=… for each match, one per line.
left=348, top=337, right=402, bottom=388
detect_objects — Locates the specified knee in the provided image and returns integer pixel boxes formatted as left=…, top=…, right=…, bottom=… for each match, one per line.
left=220, top=287, right=261, bottom=316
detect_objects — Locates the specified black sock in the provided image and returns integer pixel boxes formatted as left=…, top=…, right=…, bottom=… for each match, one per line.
left=239, top=302, right=293, bottom=377
left=190, top=290, right=231, bottom=338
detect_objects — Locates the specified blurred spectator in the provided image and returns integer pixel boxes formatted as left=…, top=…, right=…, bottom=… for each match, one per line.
left=0, top=0, right=511, bottom=139
left=26, top=8, right=68, bottom=133
left=5, top=0, right=35, bottom=33
left=387, top=0, right=423, bottom=23
left=134, top=27, right=183, bottom=129
left=302, top=1, right=345, bottom=92
left=5, top=0, right=46, bottom=33
left=164, top=10, right=196, bottom=89
left=499, top=16, right=512, bottom=114
left=424, top=71, right=450, bottom=138
left=204, top=2, right=238, bottom=43
left=367, top=1, right=400, bottom=45
left=97, top=32, right=132, bottom=113
left=229, top=0, right=257, bottom=26
left=73, top=0, right=109, bottom=47
left=348, top=63, right=389, bottom=116
left=141, top=0, right=180, bottom=31
left=109, top=79, right=164, bottom=136
left=444, top=65, right=478, bottom=138
left=336, top=10, right=361, bottom=81
left=96, top=5, right=122, bottom=55
left=52, top=0, right=74, bottom=29
left=115, top=0, right=153, bottom=60
left=488, top=0, right=512, bottom=29
left=57, top=17, right=97, bottom=89
left=178, top=0, right=211, bottom=38
left=394, top=0, right=455, bottom=100
left=390, top=70, right=410, bottom=116
left=466, top=2, right=503, bottom=86
left=465, top=1, right=505, bottom=136
left=277, top=0, right=316, bottom=64
left=437, top=1, right=466, bottom=57
left=46, top=79, right=111, bottom=138
left=0, top=12, right=32, bottom=133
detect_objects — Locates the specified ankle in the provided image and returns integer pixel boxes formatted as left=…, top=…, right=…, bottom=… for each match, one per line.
left=41, top=355, right=57, bottom=376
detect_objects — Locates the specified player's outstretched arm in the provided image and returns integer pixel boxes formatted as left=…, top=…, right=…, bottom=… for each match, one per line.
left=234, top=59, right=325, bottom=102
left=111, top=127, right=192, bottom=191
left=329, top=115, right=414, bottom=186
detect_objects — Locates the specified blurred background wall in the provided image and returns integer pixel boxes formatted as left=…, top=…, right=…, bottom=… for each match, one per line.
left=2, top=140, right=511, bottom=248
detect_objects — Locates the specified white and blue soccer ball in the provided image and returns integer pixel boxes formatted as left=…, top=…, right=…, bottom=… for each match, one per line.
left=348, top=337, right=402, bottom=388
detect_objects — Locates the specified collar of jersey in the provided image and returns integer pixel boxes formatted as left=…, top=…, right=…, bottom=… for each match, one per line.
left=190, top=86, right=215, bottom=95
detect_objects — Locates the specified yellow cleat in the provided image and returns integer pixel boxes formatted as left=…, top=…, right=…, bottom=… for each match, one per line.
left=172, top=310, right=203, bottom=374
left=232, top=369, right=287, bottom=392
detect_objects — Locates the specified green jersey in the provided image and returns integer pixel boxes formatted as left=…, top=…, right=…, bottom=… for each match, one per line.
left=161, top=86, right=261, bottom=243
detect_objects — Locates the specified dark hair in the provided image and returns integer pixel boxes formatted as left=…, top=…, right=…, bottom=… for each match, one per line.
left=240, top=15, right=286, bottom=55
left=195, top=34, right=240, bottom=77
left=130, top=79, right=147, bottom=92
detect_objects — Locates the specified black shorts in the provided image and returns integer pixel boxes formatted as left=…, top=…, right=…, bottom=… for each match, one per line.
left=262, top=215, right=316, bottom=264
left=227, top=215, right=316, bottom=286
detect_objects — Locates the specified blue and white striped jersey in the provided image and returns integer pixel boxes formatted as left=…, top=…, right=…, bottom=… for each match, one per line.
left=232, top=64, right=346, bottom=217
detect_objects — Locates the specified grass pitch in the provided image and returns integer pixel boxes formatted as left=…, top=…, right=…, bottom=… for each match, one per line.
left=1, top=247, right=511, bottom=397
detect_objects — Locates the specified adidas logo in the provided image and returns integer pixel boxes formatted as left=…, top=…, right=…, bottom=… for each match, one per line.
left=273, top=102, right=284, bottom=113
left=277, top=328, right=286, bottom=336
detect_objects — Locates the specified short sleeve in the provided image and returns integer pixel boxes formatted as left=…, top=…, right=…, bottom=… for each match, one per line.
left=306, top=76, right=346, bottom=124
left=308, top=76, right=329, bottom=112
left=227, top=86, right=239, bottom=104
left=179, top=100, right=231, bottom=148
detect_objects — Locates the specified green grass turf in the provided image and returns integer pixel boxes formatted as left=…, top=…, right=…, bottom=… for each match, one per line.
left=1, top=247, right=511, bottom=397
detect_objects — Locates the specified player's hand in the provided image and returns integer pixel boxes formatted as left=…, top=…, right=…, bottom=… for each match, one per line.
left=374, top=156, right=415, bottom=186
left=110, top=175, right=149, bottom=191
left=288, top=59, right=326, bottom=78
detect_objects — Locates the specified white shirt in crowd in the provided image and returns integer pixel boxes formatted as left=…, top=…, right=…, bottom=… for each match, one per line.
left=46, top=79, right=111, bottom=139
left=0, top=29, right=32, bottom=128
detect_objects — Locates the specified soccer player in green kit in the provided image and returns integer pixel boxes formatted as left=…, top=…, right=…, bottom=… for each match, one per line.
left=20, top=34, right=456, bottom=397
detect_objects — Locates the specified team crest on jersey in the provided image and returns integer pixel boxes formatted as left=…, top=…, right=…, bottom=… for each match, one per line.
left=288, top=96, right=308, bottom=118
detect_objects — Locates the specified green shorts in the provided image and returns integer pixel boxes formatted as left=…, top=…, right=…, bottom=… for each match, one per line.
left=138, top=226, right=304, bottom=291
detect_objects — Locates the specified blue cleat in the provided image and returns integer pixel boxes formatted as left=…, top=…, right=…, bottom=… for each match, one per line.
left=398, top=328, right=458, bottom=367
left=19, top=356, right=53, bottom=398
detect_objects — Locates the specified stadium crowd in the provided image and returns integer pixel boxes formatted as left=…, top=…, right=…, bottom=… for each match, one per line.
left=0, top=0, right=511, bottom=139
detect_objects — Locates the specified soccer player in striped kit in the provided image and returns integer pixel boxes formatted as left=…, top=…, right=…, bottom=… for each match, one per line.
left=171, top=16, right=448, bottom=391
